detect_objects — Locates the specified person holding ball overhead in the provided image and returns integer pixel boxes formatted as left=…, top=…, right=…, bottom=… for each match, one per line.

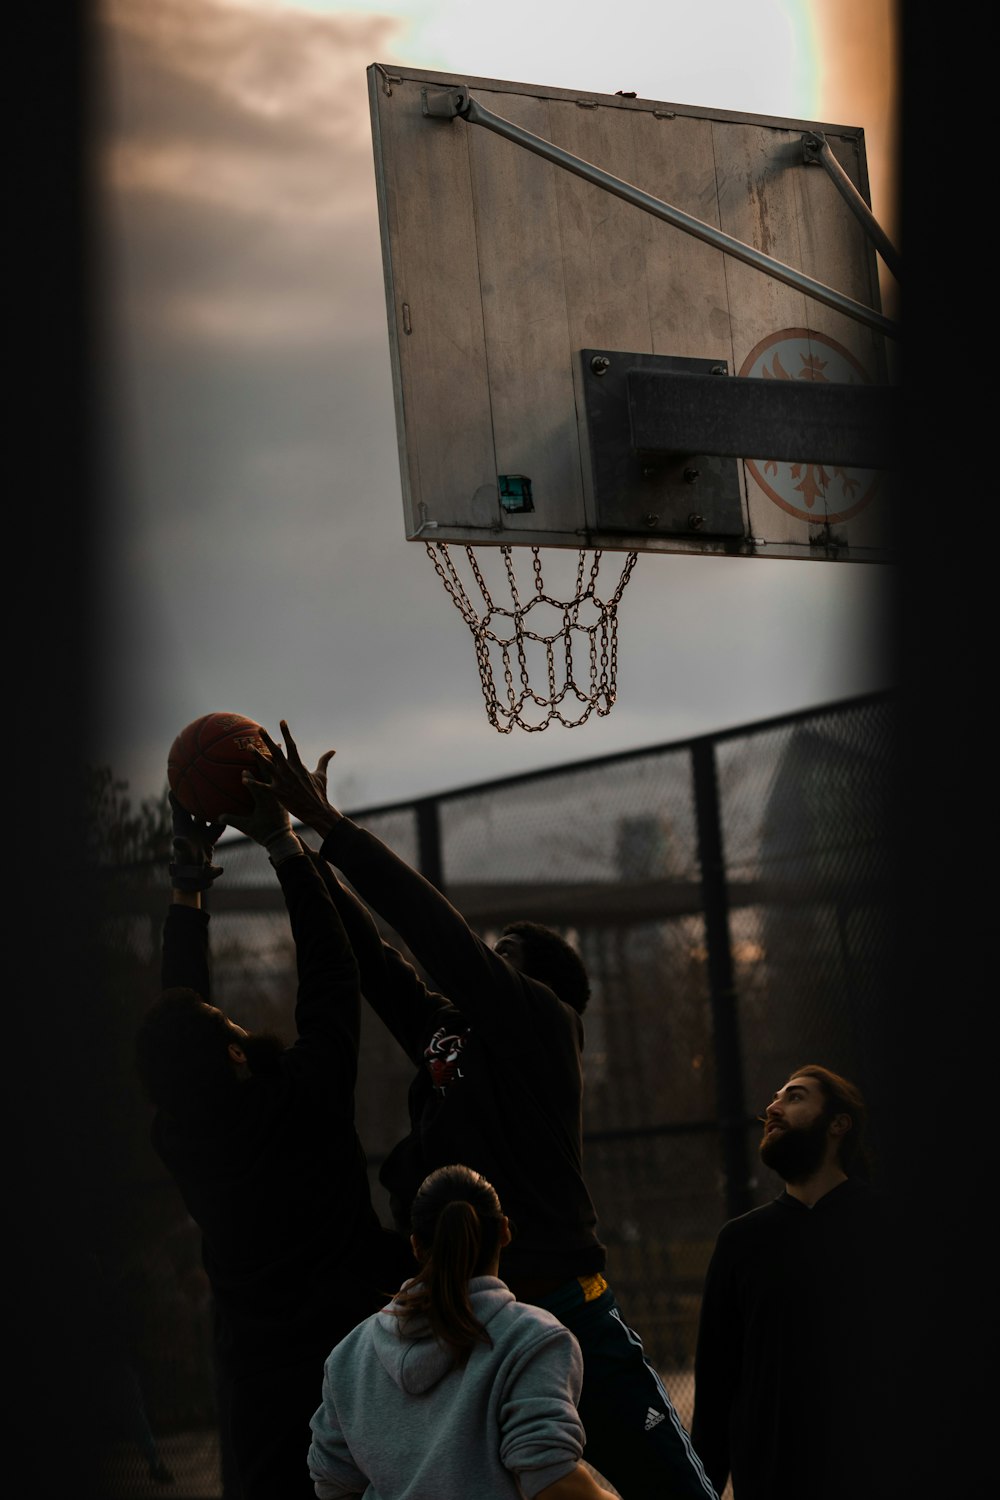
left=135, top=780, right=413, bottom=1500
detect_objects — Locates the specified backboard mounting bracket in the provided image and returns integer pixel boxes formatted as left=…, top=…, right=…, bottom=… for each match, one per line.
left=581, top=348, right=898, bottom=537
left=581, top=351, right=744, bottom=540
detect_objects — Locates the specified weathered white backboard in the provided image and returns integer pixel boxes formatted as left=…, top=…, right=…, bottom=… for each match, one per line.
left=368, top=63, right=896, bottom=563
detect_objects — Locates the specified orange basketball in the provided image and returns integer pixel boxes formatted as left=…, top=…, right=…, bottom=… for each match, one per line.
left=167, top=712, right=269, bottom=821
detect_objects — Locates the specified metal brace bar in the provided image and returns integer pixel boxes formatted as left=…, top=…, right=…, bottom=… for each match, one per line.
left=422, top=86, right=898, bottom=340
left=802, top=132, right=902, bottom=283
left=626, top=368, right=899, bottom=469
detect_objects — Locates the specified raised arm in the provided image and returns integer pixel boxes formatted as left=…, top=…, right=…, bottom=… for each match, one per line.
left=251, top=722, right=538, bottom=1031
left=304, top=849, right=450, bottom=1066
left=160, top=793, right=225, bottom=996
left=221, top=780, right=364, bottom=1106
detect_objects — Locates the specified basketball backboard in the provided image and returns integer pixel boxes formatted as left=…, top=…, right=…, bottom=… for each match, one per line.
left=367, top=63, right=897, bottom=565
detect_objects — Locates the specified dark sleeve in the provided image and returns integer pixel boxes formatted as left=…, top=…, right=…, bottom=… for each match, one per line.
left=160, top=904, right=211, bottom=999
left=691, top=1230, right=739, bottom=1497
left=318, top=819, right=545, bottom=1043
left=274, top=854, right=364, bottom=1110
left=305, top=848, right=449, bottom=1065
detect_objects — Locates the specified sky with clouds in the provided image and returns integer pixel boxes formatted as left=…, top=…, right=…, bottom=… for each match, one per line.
left=93, top=0, right=898, bottom=811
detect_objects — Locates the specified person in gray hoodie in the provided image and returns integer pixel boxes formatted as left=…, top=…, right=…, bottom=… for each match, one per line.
left=308, top=1165, right=618, bottom=1500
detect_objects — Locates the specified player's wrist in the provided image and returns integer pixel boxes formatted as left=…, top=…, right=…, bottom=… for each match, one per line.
left=266, top=830, right=303, bottom=866
left=169, top=858, right=223, bottom=891
left=311, top=807, right=342, bottom=838
left=170, top=888, right=202, bottom=909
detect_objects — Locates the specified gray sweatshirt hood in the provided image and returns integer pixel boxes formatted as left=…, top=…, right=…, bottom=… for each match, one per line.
left=372, top=1275, right=515, bottom=1394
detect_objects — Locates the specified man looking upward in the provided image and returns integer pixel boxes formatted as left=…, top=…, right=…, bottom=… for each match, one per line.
left=692, top=1065, right=884, bottom=1500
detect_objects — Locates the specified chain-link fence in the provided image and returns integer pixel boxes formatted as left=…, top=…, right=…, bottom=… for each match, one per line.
left=93, top=690, right=894, bottom=1497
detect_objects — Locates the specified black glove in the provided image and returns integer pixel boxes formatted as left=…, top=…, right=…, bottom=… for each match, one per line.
left=168, top=791, right=225, bottom=892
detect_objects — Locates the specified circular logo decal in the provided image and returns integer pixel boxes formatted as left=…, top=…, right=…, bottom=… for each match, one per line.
left=738, top=328, right=882, bottom=524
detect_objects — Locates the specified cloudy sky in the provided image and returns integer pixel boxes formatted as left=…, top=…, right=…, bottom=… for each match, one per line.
left=93, top=0, right=898, bottom=811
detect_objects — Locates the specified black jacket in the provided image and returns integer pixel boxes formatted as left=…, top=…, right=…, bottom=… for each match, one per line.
left=692, top=1177, right=886, bottom=1499
left=155, top=853, right=409, bottom=1372
left=315, top=818, right=606, bottom=1292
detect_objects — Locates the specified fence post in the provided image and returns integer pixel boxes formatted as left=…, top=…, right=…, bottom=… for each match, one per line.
left=692, top=737, right=754, bottom=1221
left=415, top=796, right=445, bottom=894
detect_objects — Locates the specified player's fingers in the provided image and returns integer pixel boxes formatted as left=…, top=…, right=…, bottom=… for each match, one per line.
left=259, top=727, right=283, bottom=761
left=250, top=746, right=275, bottom=782
left=316, top=749, right=336, bottom=778
left=241, top=772, right=272, bottom=796
left=280, top=720, right=305, bottom=770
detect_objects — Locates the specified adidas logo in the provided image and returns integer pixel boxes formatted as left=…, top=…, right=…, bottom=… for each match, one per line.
left=644, top=1408, right=665, bottom=1431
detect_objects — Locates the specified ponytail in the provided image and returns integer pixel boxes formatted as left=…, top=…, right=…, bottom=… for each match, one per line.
left=393, top=1166, right=506, bottom=1364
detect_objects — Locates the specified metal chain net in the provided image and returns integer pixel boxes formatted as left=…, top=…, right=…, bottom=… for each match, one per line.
left=426, top=542, right=639, bottom=732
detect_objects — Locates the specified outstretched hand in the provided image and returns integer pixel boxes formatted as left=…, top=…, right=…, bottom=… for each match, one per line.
left=219, top=775, right=293, bottom=849
left=168, top=791, right=225, bottom=892
left=247, top=720, right=342, bottom=838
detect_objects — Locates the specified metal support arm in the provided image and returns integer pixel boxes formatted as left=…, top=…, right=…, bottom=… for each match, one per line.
left=802, top=132, right=902, bottom=283
left=626, top=367, right=899, bottom=469
left=422, top=85, right=899, bottom=340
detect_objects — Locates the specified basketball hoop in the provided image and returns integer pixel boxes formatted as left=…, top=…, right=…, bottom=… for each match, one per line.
left=426, top=543, right=638, bottom=733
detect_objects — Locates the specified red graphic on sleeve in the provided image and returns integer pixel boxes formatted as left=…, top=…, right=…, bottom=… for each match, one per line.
left=424, top=1027, right=469, bottom=1093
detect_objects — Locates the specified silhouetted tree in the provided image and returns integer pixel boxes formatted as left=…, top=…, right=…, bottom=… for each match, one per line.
left=84, top=764, right=171, bottom=869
